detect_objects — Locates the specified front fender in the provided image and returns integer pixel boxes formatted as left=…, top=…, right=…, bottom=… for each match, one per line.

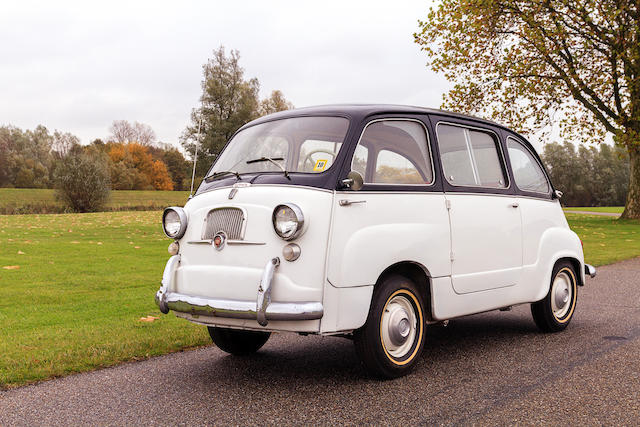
left=327, top=223, right=450, bottom=288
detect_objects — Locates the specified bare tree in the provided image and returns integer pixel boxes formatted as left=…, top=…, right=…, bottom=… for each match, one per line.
left=52, top=130, right=80, bottom=157
left=108, top=120, right=157, bottom=146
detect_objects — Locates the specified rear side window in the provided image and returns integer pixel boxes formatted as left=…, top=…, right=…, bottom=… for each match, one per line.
left=436, top=124, right=507, bottom=188
left=351, top=120, right=433, bottom=185
left=507, top=137, right=550, bottom=194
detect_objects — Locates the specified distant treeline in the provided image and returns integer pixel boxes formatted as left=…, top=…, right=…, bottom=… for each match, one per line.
left=542, top=142, right=628, bottom=207
left=0, top=121, right=191, bottom=191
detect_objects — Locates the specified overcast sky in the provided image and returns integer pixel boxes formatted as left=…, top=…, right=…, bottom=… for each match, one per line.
left=0, top=0, right=454, bottom=148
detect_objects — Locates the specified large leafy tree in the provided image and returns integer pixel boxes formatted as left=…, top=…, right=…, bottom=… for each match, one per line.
left=415, top=0, right=640, bottom=218
left=182, top=46, right=293, bottom=178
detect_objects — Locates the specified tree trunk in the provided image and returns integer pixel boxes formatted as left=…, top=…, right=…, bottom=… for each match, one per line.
left=621, top=145, right=640, bottom=220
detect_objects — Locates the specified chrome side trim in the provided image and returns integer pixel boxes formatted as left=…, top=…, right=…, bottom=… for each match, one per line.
left=163, top=293, right=324, bottom=322
left=256, top=257, right=280, bottom=326
left=187, top=239, right=265, bottom=245
left=585, top=264, right=596, bottom=279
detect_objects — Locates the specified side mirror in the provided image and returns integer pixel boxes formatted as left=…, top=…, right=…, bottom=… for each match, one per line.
left=341, top=171, right=364, bottom=191
left=553, top=189, right=563, bottom=199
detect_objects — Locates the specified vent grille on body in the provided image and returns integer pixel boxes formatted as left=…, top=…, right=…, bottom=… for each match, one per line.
left=202, top=208, right=245, bottom=240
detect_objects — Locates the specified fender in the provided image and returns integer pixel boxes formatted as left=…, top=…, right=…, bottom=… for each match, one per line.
left=525, top=226, right=584, bottom=303
left=326, top=222, right=450, bottom=288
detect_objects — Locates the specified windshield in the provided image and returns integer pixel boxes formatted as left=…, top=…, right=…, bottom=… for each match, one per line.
left=208, top=116, right=350, bottom=177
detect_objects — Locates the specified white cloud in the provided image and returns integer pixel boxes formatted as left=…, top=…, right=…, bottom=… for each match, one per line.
left=0, top=0, right=445, bottom=146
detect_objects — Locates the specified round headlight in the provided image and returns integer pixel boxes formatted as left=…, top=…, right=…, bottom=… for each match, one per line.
left=162, top=207, right=187, bottom=239
left=272, top=204, right=304, bottom=240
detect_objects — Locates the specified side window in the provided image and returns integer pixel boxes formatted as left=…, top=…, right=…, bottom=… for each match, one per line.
left=352, top=144, right=368, bottom=178
left=437, top=124, right=507, bottom=188
left=375, top=150, right=423, bottom=184
left=507, top=137, right=550, bottom=194
left=351, top=120, right=433, bottom=185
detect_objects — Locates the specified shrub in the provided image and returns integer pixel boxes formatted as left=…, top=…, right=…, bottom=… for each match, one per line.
left=54, top=151, right=111, bottom=212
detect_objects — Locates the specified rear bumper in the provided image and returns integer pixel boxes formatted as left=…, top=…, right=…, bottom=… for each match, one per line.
left=585, top=263, right=596, bottom=278
left=155, top=255, right=323, bottom=325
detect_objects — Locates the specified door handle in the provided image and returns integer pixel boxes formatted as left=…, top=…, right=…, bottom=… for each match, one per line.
left=339, top=199, right=366, bottom=206
left=510, top=202, right=519, bottom=208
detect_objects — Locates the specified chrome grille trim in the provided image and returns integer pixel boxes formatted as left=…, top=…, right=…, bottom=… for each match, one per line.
left=202, top=207, right=246, bottom=240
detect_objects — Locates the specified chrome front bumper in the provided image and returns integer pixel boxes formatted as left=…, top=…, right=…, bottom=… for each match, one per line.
left=155, top=255, right=323, bottom=326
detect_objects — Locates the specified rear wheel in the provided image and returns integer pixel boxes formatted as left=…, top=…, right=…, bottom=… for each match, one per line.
left=354, top=275, right=426, bottom=378
left=531, top=261, right=578, bottom=332
left=207, top=327, right=271, bottom=355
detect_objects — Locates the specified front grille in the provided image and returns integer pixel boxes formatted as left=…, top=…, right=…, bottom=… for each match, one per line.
left=202, top=208, right=246, bottom=240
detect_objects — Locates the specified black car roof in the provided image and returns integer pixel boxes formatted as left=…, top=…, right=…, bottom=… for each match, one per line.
left=242, top=103, right=510, bottom=134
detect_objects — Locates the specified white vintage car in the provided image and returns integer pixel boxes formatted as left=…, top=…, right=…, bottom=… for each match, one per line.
left=156, top=105, right=595, bottom=378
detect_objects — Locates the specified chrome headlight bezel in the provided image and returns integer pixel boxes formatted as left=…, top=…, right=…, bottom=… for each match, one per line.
left=162, top=207, right=188, bottom=239
left=272, top=203, right=304, bottom=241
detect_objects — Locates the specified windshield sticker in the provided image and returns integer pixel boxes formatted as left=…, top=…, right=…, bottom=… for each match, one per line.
left=313, top=159, right=328, bottom=172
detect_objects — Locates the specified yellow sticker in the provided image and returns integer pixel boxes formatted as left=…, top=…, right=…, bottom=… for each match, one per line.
left=313, top=159, right=328, bottom=172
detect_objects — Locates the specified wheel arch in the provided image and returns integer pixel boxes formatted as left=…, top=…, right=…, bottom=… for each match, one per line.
left=375, top=261, right=434, bottom=321
left=553, top=256, right=584, bottom=287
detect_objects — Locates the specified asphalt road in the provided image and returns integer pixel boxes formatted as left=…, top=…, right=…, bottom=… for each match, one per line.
left=1, top=258, right=639, bottom=426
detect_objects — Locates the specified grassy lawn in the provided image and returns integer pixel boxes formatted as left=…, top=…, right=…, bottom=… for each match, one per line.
left=0, top=188, right=190, bottom=214
left=0, top=210, right=638, bottom=389
left=0, top=211, right=209, bottom=389
left=566, top=214, right=640, bottom=266
left=564, top=206, right=624, bottom=214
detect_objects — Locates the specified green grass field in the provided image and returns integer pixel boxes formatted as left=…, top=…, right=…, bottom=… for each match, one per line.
left=0, top=211, right=209, bottom=389
left=0, top=188, right=190, bottom=214
left=564, top=206, right=624, bottom=214
left=0, top=210, right=638, bottom=389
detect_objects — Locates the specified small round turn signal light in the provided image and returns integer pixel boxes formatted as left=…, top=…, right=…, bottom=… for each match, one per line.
left=168, top=241, right=179, bottom=255
left=282, top=243, right=301, bottom=262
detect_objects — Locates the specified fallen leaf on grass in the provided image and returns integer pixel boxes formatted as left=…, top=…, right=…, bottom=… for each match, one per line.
left=70, top=241, right=80, bottom=244
left=2, top=265, right=20, bottom=270
left=134, top=246, right=141, bottom=249
left=139, top=316, right=159, bottom=322
left=17, top=250, right=25, bottom=255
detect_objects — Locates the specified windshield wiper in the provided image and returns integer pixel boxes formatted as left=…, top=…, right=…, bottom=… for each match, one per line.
left=245, top=157, right=290, bottom=179
left=203, top=170, right=242, bottom=183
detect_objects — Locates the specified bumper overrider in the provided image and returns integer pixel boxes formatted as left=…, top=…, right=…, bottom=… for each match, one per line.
left=155, top=255, right=324, bottom=326
left=585, top=263, right=596, bottom=278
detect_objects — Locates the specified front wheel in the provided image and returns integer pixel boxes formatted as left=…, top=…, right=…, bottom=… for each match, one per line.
left=531, top=261, right=578, bottom=332
left=207, top=327, right=271, bottom=355
left=354, top=275, right=426, bottom=378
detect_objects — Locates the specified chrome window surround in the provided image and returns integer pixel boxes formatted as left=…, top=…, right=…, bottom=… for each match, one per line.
left=435, top=121, right=511, bottom=190
left=506, top=136, right=552, bottom=195
left=201, top=207, right=247, bottom=241
left=350, top=118, right=436, bottom=187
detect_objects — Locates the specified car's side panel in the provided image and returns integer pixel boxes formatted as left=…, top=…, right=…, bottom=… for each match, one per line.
left=430, top=199, right=584, bottom=320
left=446, top=193, right=523, bottom=293
left=326, top=192, right=451, bottom=289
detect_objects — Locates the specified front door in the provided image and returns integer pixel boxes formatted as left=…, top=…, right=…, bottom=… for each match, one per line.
left=328, top=118, right=451, bottom=288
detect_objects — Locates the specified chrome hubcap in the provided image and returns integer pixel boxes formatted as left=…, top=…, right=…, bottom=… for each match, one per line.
left=551, top=271, right=573, bottom=318
left=381, top=295, right=417, bottom=358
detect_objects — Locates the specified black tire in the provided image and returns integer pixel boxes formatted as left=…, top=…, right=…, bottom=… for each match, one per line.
left=531, top=261, right=578, bottom=332
left=354, top=275, right=426, bottom=379
left=207, top=327, right=271, bottom=355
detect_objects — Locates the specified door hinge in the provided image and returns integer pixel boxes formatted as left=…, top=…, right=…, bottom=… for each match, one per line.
left=445, top=199, right=451, bottom=210
left=450, top=251, right=454, bottom=261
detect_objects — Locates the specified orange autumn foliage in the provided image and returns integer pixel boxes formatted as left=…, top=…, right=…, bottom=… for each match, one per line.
left=151, top=160, right=174, bottom=191
left=108, top=142, right=173, bottom=190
